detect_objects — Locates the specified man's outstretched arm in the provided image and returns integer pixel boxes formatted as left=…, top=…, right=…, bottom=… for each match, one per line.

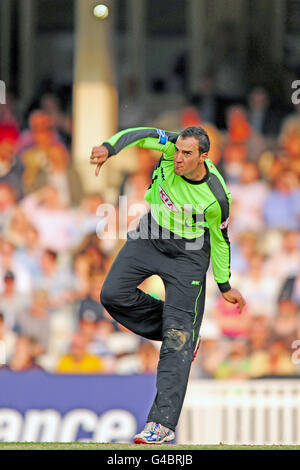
left=90, top=127, right=178, bottom=175
left=205, top=195, right=246, bottom=313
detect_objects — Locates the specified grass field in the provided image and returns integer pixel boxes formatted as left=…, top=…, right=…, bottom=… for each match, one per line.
left=0, top=443, right=300, bottom=450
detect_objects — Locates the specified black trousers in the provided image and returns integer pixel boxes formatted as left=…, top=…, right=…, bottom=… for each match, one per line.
left=100, top=214, right=210, bottom=430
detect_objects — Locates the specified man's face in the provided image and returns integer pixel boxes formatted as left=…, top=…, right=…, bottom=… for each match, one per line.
left=173, top=136, right=205, bottom=179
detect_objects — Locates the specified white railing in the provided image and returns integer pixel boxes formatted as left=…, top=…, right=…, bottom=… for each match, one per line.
left=178, top=379, right=300, bottom=445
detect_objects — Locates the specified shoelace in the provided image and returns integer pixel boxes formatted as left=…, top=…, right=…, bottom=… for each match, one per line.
left=144, top=422, right=170, bottom=438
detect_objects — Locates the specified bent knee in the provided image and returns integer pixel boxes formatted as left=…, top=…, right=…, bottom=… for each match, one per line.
left=100, top=282, right=129, bottom=309
left=100, top=283, right=116, bottom=308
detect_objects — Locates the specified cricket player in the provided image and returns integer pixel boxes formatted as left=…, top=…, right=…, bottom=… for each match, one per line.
left=90, top=126, right=246, bottom=444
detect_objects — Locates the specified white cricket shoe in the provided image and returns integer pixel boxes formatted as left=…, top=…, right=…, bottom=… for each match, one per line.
left=133, top=421, right=175, bottom=444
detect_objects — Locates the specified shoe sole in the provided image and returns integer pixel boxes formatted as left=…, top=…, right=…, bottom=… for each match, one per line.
left=133, top=434, right=175, bottom=445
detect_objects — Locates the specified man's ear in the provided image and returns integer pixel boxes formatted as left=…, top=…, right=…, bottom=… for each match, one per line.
left=200, top=152, right=208, bottom=162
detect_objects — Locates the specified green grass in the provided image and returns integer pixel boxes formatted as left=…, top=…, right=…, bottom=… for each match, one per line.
left=0, top=443, right=300, bottom=450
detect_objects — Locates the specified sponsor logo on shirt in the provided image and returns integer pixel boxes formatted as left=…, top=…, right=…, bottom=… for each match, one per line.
left=219, top=218, right=229, bottom=230
left=159, top=185, right=178, bottom=213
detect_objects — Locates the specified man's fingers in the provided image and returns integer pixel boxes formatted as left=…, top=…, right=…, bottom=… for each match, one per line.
left=90, top=152, right=104, bottom=160
left=91, top=146, right=107, bottom=158
left=90, top=158, right=101, bottom=164
left=95, top=163, right=102, bottom=176
left=91, top=146, right=102, bottom=155
left=91, top=153, right=104, bottom=160
left=223, top=289, right=246, bottom=314
left=90, top=156, right=105, bottom=165
left=90, top=146, right=109, bottom=174
left=237, top=295, right=246, bottom=313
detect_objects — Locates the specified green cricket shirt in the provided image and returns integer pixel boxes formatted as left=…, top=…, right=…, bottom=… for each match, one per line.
left=102, top=127, right=232, bottom=292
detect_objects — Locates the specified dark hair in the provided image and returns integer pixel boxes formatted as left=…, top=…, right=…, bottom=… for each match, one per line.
left=180, top=126, right=210, bottom=154
left=44, top=249, right=57, bottom=261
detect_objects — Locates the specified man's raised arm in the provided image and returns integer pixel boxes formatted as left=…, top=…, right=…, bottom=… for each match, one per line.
left=90, top=127, right=178, bottom=175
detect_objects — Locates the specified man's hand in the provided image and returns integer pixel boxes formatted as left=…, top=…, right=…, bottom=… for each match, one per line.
left=90, top=145, right=109, bottom=176
left=222, top=288, right=246, bottom=314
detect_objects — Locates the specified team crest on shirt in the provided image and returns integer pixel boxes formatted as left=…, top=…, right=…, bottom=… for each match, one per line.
left=159, top=185, right=179, bottom=213
left=156, top=128, right=168, bottom=145
left=219, top=218, right=229, bottom=230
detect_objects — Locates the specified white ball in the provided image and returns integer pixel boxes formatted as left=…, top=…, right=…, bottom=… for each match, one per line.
left=93, top=4, right=109, bottom=19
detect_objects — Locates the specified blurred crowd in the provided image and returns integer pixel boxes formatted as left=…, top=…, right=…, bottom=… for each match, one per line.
left=0, top=80, right=300, bottom=379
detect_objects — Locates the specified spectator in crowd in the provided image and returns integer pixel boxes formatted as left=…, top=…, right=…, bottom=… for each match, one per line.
left=247, top=86, right=283, bottom=136
left=0, top=312, right=16, bottom=363
left=249, top=340, right=296, bottom=378
left=279, top=107, right=300, bottom=178
left=4, top=208, right=31, bottom=248
left=194, top=335, right=226, bottom=379
left=35, top=249, right=75, bottom=310
left=0, top=239, right=32, bottom=294
left=0, top=183, right=17, bottom=234
left=263, top=170, right=300, bottom=230
left=18, top=110, right=59, bottom=154
left=105, top=327, right=141, bottom=374
left=0, top=134, right=24, bottom=200
left=230, top=231, right=259, bottom=274
left=15, top=289, right=50, bottom=354
left=73, top=252, right=92, bottom=299
left=24, top=143, right=83, bottom=206
left=45, top=143, right=83, bottom=205
left=215, top=339, right=251, bottom=379
left=228, top=161, right=269, bottom=233
left=247, top=315, right=270, bottom=354
left=14, top=225, right=42, bottom=280
left=21, top=185, right=74, bottom=252
left=71, top=193, right=107, bottom=248
left=40, top=91, right=72, bottom=148
left=76, top=233, right=108, bottom=272
left=78, top=314, right=118, bottom=373
left=222, top=106, right=252, bottom=182
left=212, top=296, right=250, bottom=340
left=56, top=332, right=104, bottom=374
left=137, top=341, right=160, bottom=374
left=227, top=106, right=252, bottom=142
left=6, top=335, right=44, bottom=372
left=87, top=318, right=119, bottom=373
left=237, top=253, right=280, bottom=317
left=190, top=319, right=223, bottom=378
left=0, top=271, right=30, bottom=330
left=77, top=270, right=105, bottom=324
left=271, top=300, right=299, bottom=347
left=278, top=270, right=300, bottom=308
left=119, top=147, right=156, bottom=231
left=265, top=230, right=300, bottom=282
left=0, top=93, right=20, bottom=133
